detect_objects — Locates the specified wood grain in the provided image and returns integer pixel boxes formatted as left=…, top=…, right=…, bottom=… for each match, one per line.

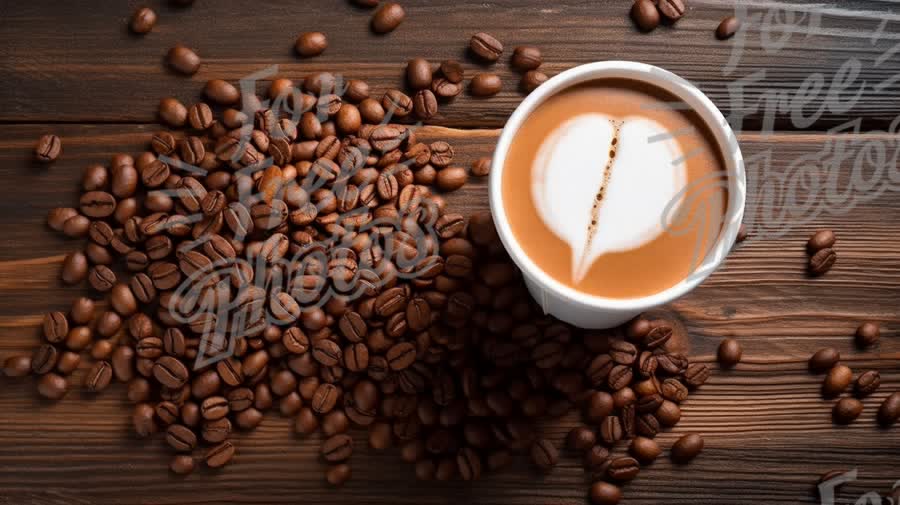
left=3, top=0, right=900, bottom=129
left=0, top=124, right=898, bottom=504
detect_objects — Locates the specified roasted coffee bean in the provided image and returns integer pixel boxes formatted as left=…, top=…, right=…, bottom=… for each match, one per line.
left=188, top=103, right=214, bottom=130
left=312, top=383, right=341, bottom=414
left=112, top=346, right=135, bottom=382
left=440, top=59, right=465, bottom=84
left=326, top=463, right=352, bottom=486
left=312, top=339, right=342, bottom=367
left=630, top=436, right=661, bottom=464
left=3, top=355, right=32, bottom=378
left=205, top=441, right=235, bottom=468
left=42, top=311, right=69, bottom=344
left=644, top=324, right=673, bottom=349
left=658, top=0, right=686, bottom=20
left=877, top=392, right=900, bottom=426
left=655, top=400, right=681, bottom=427
left=84, top=361, right=113, bottom=392
left=159, top=97, right=188, bottom=127
left=631, top=0, right=660, bottom=31
left=671, top=433, right=704, bottom=463
left=567, top=426, right=596, bottom=451
left=201, top=396, right=229, bottom=421
left=636, top=412, right=660, bottom=437
left=203, top=417, right=233, bottom=442
left=413, top=89, right=438, bottom=120
left=35, top=134, right=62, bottom=163
left=80, top=191, right=116, bottom=218
left=407, top=58, right=434, bottom=89
left=382, top=89, right=413, bottom=117
left=296, top=31, right=327, bottom=57
left=855, top=322, right=880, bottom=347
left=322, top=434, right=353, bottom=462
left=47, top=207, right=78, bottom=232
left=456, top=447, right=482, bottom=480
left=511, top=46, right=542, bottom=71
left=609, top=341, right=638, bottom=365
left=88, top=265, right=117, bottom=292
left=521, top=70, right=549, bottom=93
left=469, top=32, right=503, bottom=62
left=167, top=45, right=201, bottom=75
left=431, top=77, right=462, bottom=99
left=590, top=482, right=622, bottom=505
left=204, top=79, right=240, bottom=105
left=166, top=424, right=198, bottom=452
left=154, top=356, right=189, bottom=388
left=660, top=378, right=689, bottom=403
left=32, top=344, right=60, bottom=374
left=586, top=391, right=614, bottom=422
left=683, top=363, right=710, bottom=388
left=717, top=338, right=742, bottom=367
left=599, top=416, right=622, bottom=445
left=823, top=365, right=853, bottom=397
left=636, top=393, right=663, bottom=414
left=470, top=157, right=491, bottom=177
left=855, top=370, right=881, bottom=396
left=809, top=348, right=840, bottom=372
left=607, top=456, right=640, bottom=481
left=808, top=230, right=836, bottom=252
left=809, top=248, right=836, bottom=275
left=130, top=7, right=157, bottom=34
left=608, top=365, right=633, bottom=391
left=371, top=2, right=405, bottom=33
left=470, top=73, right=502, bottom=97
left=436, top=167, right=467, bottom=192
left=716, top=16, right=740, bottom=40
left=833, top=397, right=864, bottom=424
left=170, top=455, right=195, bottom=475
left=530, top=438, right=558, bottom=471
left=37, top=373, right=68, bottom=400
left=387, top=342, right=416, bottom=370
left=62, top=214, right=90, bottom=238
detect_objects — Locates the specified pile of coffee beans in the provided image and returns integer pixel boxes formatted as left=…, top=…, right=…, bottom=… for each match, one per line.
left=807, top=229, right=837, bottom=276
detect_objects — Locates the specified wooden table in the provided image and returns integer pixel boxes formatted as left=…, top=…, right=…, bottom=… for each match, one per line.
left=1, top=1, right=898, bottom=503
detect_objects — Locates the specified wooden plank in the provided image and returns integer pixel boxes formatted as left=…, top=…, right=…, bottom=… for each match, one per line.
left=3, top=0, right=900, bottom=129
left=0, top=123, right=898, bottom=504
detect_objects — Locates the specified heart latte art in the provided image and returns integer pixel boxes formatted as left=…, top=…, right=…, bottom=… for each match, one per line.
left=531, top=114, right=686, bottom=284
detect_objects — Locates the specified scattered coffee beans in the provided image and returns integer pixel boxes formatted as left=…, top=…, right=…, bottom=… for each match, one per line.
left=35, top=134, right=62, bottom=163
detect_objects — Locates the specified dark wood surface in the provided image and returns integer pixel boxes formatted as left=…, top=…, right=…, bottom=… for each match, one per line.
left=1, top=1, right=898, bottom=504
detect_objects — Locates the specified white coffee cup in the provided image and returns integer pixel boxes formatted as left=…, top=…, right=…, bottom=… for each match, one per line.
left=489, top=61, right=746, bottom=329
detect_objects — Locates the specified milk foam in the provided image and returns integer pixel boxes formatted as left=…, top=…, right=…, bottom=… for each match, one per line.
left=531, top=114, right=687, bottom=284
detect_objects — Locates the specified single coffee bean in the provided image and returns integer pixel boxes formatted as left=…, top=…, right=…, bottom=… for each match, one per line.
left=658, top=0, right=686, bottom=21
left=154, top=356, right=189, bottom=388
left=607, top=456, right=640, bottom=481
left=717, top=338, right=742, bottom=367
left=371, top=2, right=405, bottom=33
left=167, top=45, right=201, bottom=75
left=683, top=363, right=711, bottom=388
left=531, top=438, right=559, bottom=472
left=809, top=248, right=836, bottom=275
left=470, top=157, right=491, bottom=177
left=630, top=436, right=661, bottom=464
left=61, top=214, right=90, bottom=238
left=644, top=324, right=673, bottom=349
left=204, top=79, right=240, bottom=105
left=632, top=0, right=660, bottom=31
left=35, top=134, right=62, bottom=163
left=584, top=444, right=609, bottom=469
left=440, top=59, right=465, bottom=84
left=84, top=361, right=113, bottom=392
left=37, top=373, right=68, bottom=400
left=511, top=46, right=543, bottom=72
left=61, top=251, right=88, bottom=285
left=296, top=32, right=328, bottom=57
left=716, top=16, right=740, bottom=40
left=325, top=463, right=351, bottom=486
left=586, top=391, right=614, bottom=421
left=205, top=441, right=235, bottom=468
left=608, top=364, right=633, bottom=390
left=130, top=7, right=157, bottom=34
left=312, top=383, right=341, bottom=414
left=203, top=417, right=232, bottom=442
left=387, top=342, right=416, bottom=370
left=436, top=167, right=468, bottom=192
left=855, top=370, right=881, bottom=396
left=589, top=482, right=622, bottom=505
left=808, top=230, right=836, bottom=252
left=407, top=58, right=434, bottom=90
left=32, top=344, right=60, bottom=374
left=609, top=341, right=638, bottom=365
left=636, top=393, right=663, bottom=414
left=413, top=89, right=438, bottom=120
left=80, top=191, right=116, bottom=218
left=469, top=32, right=503, bottom=62
left=877, top=392, right=900, bottom=426
left=566, top=426, right=596, bottom=451
left=382, top=89, right=413, bottom=117
left=159, top=97, right=188, bottom=127
left=457, top=447, right=482, bottom=480
left=322, top=434, right=353, bottom=462
left=823, top=364, right=853, bottom=397
left=855, top=322, right=880, bottom=347
left=88, top=265, right=117, bottom=292
left=470, top=73, right=502, bottom=97
left=42, top=311, right=69, bottom=344
left=809, top=348, right=840, bottom=372
left=170, top=455, right=195, bottom=475
left=47, top=207, right=78, bottom=231
left=671, top=433, right=704, bottom=463
left=3, top=355, right=32, bottom=378
left=599, top=416, right=623, bottom=445
left=59, top=352, right=85, bottom=376
left=833, top=397, right=864, bottom=424
left=655, top=400, right=682, bottom=427
left=166, top=424, right=198, bottom=452
left=201, top=396, right=230, bottom=421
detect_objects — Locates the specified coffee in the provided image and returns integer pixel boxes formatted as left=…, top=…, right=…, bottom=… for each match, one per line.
left=502, top=78, right=729, bottom=298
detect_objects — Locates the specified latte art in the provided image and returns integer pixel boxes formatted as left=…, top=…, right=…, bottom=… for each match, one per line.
left=531, top=114, right=686, bottom=283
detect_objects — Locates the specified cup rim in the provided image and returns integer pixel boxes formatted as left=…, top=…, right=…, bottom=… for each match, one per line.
left=489, top=61, right=747, bottom=312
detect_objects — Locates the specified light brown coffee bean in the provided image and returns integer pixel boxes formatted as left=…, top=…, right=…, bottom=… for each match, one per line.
left=167, top=45, right=201, bottom=75
left=296, top=32, right=328, bottom=57
left=371, top=2, right=405, bottom=33
left=631, top=0, right=660, bottom=31
left=470, top=73, right=502, bottom=97
left=469, top=32, right=503, bottom=62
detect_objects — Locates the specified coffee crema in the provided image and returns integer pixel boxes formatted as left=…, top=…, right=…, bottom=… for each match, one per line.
left=502, top=79, right=728, bottom=299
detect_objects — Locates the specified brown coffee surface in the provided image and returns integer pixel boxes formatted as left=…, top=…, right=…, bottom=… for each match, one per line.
left=502, top=79, right=728, bottom=299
